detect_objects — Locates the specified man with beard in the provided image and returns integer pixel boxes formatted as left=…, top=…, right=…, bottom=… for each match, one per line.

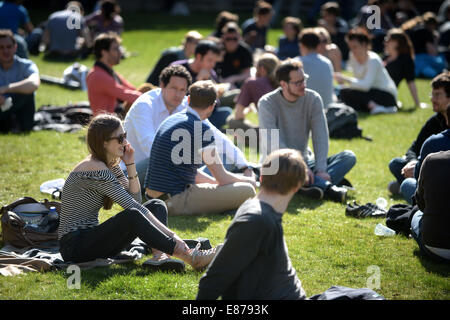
left=86, top=32, right=142, bottom=117
left=258, top=59, right=356, bottom=203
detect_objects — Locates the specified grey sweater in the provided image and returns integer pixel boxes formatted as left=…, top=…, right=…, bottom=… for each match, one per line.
left=258, top=88, right=329, bottom=172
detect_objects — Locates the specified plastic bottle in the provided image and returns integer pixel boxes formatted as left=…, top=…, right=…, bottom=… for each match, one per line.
left=374, top=223, right=396, bottom=236
left=375, top=197, right=388, bottom=211
left=39, top=206, right=59, bottom=233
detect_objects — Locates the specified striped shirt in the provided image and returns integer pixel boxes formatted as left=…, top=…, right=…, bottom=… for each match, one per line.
left=145, top=108, right=215, bottom=196
left=58, top=165, right=146, bottom=240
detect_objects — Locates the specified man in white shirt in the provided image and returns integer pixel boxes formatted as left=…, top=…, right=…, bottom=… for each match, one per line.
left=123, top=64, right=255, bottom=187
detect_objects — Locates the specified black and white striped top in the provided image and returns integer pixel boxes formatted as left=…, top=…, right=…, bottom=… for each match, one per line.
left=58, top=165, right=147, bottom=240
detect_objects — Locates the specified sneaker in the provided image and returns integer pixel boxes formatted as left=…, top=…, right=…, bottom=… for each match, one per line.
left=325, top=185, right=347, bottom=203
left=387, top=180, right=400, bottom=195
left=191, top=243, right=223, bottom=271
left=370, top=105, right=398, bottom=115
left=297, top=186, right=324, bottom=200
left=345, top=201, right=386, bottom=218
left=143, top=253, right=185, bottom=273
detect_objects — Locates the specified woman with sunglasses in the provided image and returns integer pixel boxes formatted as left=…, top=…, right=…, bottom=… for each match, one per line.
left=58, top=113, right=219, bottom=272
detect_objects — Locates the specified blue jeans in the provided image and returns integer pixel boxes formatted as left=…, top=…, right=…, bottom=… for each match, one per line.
left=410, top=210, right=449, bottom=262
left=389, top=157, right=408, bottom=184
left=306, top=150, right=356, bottom=190
left=415, top=53, right=447, bottom=79
left=400, top=178, right=416, bottom=205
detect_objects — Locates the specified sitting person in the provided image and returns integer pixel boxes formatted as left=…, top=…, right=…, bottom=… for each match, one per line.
left=227, top=52, right=279, bottom=131
left=215, top=22, right=252, bottom=89
left=258, top=59, right=356, bottom=203
left=0, top=29, right=40, bottom=133
left=383, top=28, right=422, bottom=108
left=335, top=28, right=398, bottom=115
left=42, top=1, right=92, bottom=60
left=318, top=1, right=349, bottom=62
left=297, top=28, right=334, bottom=109
left=197, top=148, right=308, bottom=300
left=124, top=65, right=254, bottom=188
left=315, top=26, right=343, bottom=74
left=277, top=16, right=301, bottom=60
left=145, top=80, right=257, bottom=216
left=399, top=105, right=450, bottom=204
left=85, top=0, right=124, bottom=38
left=241, top=0, right=273, bottom=52
left=58, top=113, right=221, bottom=271
left=402, top=13, right=447, bottom=79
left=388, top=72, right=450, bottom=196
left=145, top=30, right=203, bottom=86
left=86, top=32, right=142, bottom=117
left=412, top=150, right=450, bottom=263
left=171, top=39, right=232, bottom=130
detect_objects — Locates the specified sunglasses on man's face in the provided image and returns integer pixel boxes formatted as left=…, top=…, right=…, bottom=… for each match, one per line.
left=224, top=37, right=239, bottom=42
left=107, top=132, right=127, bottom=144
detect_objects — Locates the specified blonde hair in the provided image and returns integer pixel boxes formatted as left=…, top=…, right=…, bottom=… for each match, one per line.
left=257, top=53, right=280, bottom=88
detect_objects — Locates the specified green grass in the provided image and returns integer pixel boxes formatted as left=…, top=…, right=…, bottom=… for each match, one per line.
left=0, top=12, right=449, bottom=300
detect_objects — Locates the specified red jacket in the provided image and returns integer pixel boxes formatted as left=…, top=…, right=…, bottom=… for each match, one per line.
left=86, top=64, right=141, bottom=115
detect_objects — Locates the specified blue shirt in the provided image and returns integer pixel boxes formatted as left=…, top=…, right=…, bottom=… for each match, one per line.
left=145, top=108, right=215, bottom=195
left=0, top=1, right=30, bottom=34
left=277, top=36, right=299, bottom=60
left=0, top=55, right=38, bottom=87
left=415, top=129, right=450, bottom=178
left=46, top=9, right=85, bottom=52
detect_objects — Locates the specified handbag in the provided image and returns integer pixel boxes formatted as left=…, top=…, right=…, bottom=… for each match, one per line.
left=0, top=197, right=61, bottom=248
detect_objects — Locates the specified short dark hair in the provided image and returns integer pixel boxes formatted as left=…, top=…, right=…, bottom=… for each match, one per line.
left=159, top=64, right=192, bottom=88
left=93, top=32, right=121, bottom=60
left=431, top=72, right=450, bottom=98
left=254, top=0, right=273, bottom=16
left=345, top=27, right=371, bottom=46
left=0, top=29, right=16, bottom=45
left=215, top=11, right=239, bottom=33
left=195, top=39, right=221, bottom=58
left=221, top=22, right=241, bottom=36
left=275, top=59, right=304, bottom=83
left=189, top=80, right=217, bottom=110
left=321, top=1, right=340, bottom=16
left=261, top=149, right=307, bottom=195
left=299, top=28, right=320, bottom=49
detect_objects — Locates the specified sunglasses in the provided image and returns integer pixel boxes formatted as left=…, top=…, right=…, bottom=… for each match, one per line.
left=107, top=132, right=127, bottom=144
left=224, top=37, right=239, bottom=42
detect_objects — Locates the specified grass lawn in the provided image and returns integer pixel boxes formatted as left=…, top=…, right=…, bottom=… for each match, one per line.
left=0, top=12, right=449, bottom=300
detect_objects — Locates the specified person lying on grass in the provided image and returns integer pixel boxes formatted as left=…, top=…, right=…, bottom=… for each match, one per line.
left=58, top=113, right=220, bottom=272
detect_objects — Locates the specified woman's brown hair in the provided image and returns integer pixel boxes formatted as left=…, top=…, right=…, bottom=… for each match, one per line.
left=86, top=114, right=122, bottom=209
left=385, top=28, right=414, bottom=59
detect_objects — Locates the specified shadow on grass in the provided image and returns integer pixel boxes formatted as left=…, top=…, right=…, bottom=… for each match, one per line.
left=169, top=214, right=231, bottom=233
left=413, top=249, right=450, bottom=277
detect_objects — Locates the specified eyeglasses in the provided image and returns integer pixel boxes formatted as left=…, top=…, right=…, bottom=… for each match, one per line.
left=288, top=74, right=309, bottom=87
left=429, top=91, right=445, bottom=99
left=107, top=132, right=127, bottom=144
left=224, top=37, right=239, bottom=42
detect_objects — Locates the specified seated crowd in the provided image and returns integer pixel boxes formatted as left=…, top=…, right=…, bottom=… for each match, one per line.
left=1, top=0, right=449, bottom=300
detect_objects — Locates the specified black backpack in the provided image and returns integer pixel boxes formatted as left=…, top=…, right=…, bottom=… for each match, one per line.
left=326, top=103, right=365, bottom=139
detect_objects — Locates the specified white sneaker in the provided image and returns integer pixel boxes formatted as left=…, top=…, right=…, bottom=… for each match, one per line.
left=370, top=105, right=398, bottom=115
